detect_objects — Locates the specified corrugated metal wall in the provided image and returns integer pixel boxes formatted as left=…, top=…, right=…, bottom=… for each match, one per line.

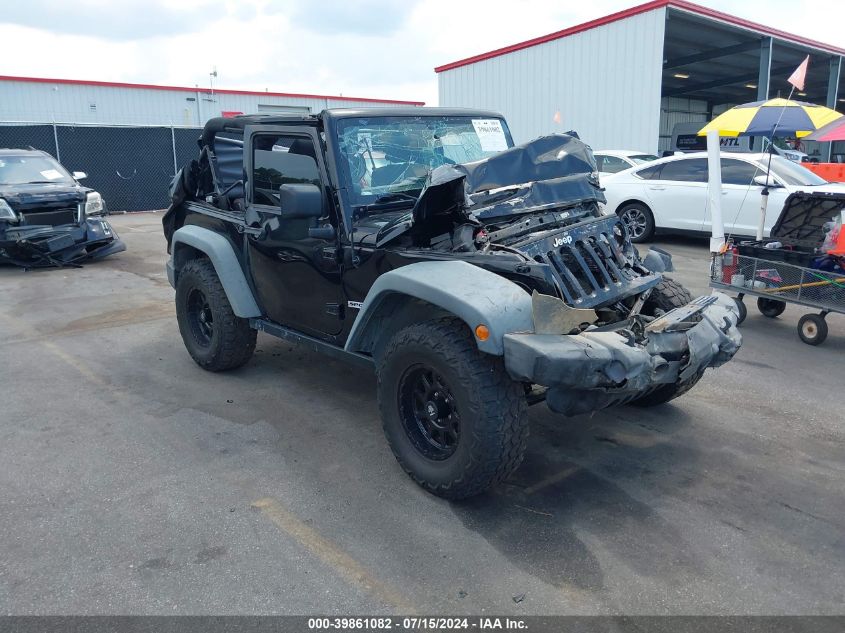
left=658, top=96, right=709, bottom=152
left=0, top=79, right=415, bottom=127
left=438, top=7, right=666, bottom=154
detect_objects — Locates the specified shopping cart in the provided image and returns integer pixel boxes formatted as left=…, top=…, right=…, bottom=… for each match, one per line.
left=709, top=191, right=845, bottom=345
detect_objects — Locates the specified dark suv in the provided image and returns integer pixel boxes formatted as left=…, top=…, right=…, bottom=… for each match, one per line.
left=163, top=108, right=741, bottom=499
left=0, top=148, right=124, bottom=267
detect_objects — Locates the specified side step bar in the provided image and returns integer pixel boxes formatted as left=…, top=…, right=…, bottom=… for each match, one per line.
left=249, top=318, right=374, bottom=369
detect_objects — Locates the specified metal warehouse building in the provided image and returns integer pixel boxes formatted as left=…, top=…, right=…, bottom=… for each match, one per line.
left=0, top=76, right=422, bottom=211
left=436, top=0, right=844, bottom=156
left=0, top=75, right=423, bottom=126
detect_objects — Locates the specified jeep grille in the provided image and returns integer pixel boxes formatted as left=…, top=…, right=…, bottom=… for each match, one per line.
left=516, top=215, right=658, bottom=307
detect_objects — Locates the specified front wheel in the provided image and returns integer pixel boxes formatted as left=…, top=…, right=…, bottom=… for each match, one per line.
left=617, top=202, right=655, bottom=243
left=175, top=258, right=257, bottom=371
left=633, top=277, right=703, bottom=406
left=797, top=313, right=828, bottom=346
left=376, top=318, right=528, bottom=499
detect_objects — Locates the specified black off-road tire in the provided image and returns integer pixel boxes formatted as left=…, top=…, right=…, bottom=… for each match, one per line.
left=376, top=318, right=528, bottom=500
left=630, top=369, right=705, bottom=407
left=633, top=277, right=703, bottom=407
left=643, top=277, right=694, bottom=317
left=175, top=258, right=257, bottom=371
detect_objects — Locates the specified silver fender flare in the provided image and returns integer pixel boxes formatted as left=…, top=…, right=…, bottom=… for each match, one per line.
left=168, top=225, right=261, bottom=318
left=344, top=260, right=533, bottom=355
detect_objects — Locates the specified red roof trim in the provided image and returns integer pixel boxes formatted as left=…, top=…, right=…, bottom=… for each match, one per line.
left=434, top=0, right=845, bottom=73
left=0, top=74, right=425, bottom=106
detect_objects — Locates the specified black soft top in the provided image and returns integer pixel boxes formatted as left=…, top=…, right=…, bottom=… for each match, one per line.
left=201, top=114, right=318, bottom=147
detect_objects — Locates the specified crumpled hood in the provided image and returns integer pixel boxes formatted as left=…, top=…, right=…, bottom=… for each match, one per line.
left=442, top=133, right=601, bottom=195
left=407, top=134, right=604, bottom=244
left=0, top=182, right=89, bottom=210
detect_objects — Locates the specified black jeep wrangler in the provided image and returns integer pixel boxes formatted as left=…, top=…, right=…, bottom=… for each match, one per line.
left=163, top=108, right=741, bottom=499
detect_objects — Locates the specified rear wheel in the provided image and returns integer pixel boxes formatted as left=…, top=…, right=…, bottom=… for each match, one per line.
left=633, top=277, right=703, bottom=406
left=175, top=258, right=256, bottom=371
left=734, top=298, right=748, bottom=325
left=757, top=297, right=786, bottom=318
left=376, top=318, right=528, bottom=499
left=617, top=202, right=655, bottom=243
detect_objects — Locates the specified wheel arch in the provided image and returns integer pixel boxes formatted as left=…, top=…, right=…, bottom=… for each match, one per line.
left=615, top=197, right=653, bottom=215
left=168, top=225, right=261, bottom=318
left=345, top=260, right=534, bottom=357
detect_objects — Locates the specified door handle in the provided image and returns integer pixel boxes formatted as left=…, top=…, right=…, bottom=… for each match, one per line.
left=648, top=185, right=666, bottom=190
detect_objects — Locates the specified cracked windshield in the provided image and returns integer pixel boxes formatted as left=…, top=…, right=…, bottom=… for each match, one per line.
left=337, top=116, right=513, bottom=208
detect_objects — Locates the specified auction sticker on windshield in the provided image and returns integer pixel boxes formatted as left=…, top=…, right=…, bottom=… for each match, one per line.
left=40, top=169, right=63, bottom=180
left=472, top=119, right=508, bottom=152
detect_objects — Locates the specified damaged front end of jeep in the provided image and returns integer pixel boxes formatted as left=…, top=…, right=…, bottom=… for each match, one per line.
left=378, top=133, right=742, bottom=413
left=505, top=291, right=740, bottom=415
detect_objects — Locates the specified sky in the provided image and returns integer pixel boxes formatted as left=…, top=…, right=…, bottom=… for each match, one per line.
left=0, top=0, right=842, bottom=105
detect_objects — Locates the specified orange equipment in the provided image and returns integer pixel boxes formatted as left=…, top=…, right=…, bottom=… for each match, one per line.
left=804, top=162, right=845, bottom=183
left=827, top=220, right=845, bottom=256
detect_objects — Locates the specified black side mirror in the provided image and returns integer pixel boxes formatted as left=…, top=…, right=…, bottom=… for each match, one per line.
left=278, top=183, right=323, bottom=219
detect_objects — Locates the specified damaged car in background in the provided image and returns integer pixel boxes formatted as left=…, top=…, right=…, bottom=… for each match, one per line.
left=0, top=148, right=124, bottom=267
left=163, top=108, right=742, bottom=499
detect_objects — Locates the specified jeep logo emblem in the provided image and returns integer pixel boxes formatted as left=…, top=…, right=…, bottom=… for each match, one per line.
left=553, top=235, right=573, bottom=248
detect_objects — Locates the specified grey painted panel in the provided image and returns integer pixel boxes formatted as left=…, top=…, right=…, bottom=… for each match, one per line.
left=170, top=225, right=261, bottom=318
left=345, top=260, right=534, bottom=356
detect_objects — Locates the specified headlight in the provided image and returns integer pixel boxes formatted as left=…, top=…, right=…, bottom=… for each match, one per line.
left=85, top=192, right=105, bottom=216
left=0, top=198, right=18, bottom=222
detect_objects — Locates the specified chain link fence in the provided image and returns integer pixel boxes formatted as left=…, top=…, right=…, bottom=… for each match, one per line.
left=0, top=122, right=203, bottom=211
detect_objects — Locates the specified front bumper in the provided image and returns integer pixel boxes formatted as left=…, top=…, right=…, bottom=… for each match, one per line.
left=503, top=292, right=742, bottom=415
left=0, top=217, right=125, bottom=268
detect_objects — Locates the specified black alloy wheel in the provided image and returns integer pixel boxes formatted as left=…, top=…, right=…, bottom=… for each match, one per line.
left=187, top=287, right=214, bottom=347
left=398, top=365, right=461, bottom=460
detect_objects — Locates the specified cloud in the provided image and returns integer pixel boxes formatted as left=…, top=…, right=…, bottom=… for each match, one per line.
left=281, top=0, right=420, bottom=36
left=0, top=0, right=842, bottom=109
left=0, top=0, right=235, bottom=40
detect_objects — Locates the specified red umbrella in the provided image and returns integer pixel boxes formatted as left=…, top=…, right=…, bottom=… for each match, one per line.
left=804, top=117, right=845, bottom=142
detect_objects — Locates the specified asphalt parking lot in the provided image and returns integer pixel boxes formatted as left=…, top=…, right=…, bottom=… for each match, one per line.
left=1, top=212, right=843, bottom=615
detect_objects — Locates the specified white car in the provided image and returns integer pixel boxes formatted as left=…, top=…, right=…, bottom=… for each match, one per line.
left=601, top=152, right=845, bottom=242
left=594, top=150, right=659, bottom=179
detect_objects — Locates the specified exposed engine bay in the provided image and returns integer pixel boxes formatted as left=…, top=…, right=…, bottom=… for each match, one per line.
left=359, top=134, right=673, bottom=331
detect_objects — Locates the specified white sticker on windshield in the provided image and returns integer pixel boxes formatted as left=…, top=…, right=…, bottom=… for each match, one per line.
left=472, top=119, right=507, bottom=152
left=40, top=169, right=63, bottom=180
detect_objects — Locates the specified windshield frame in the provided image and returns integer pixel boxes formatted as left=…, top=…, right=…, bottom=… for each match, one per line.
left=328, top=113, right=515, bottom=223
left=0, top=153, right=75, bottom=186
